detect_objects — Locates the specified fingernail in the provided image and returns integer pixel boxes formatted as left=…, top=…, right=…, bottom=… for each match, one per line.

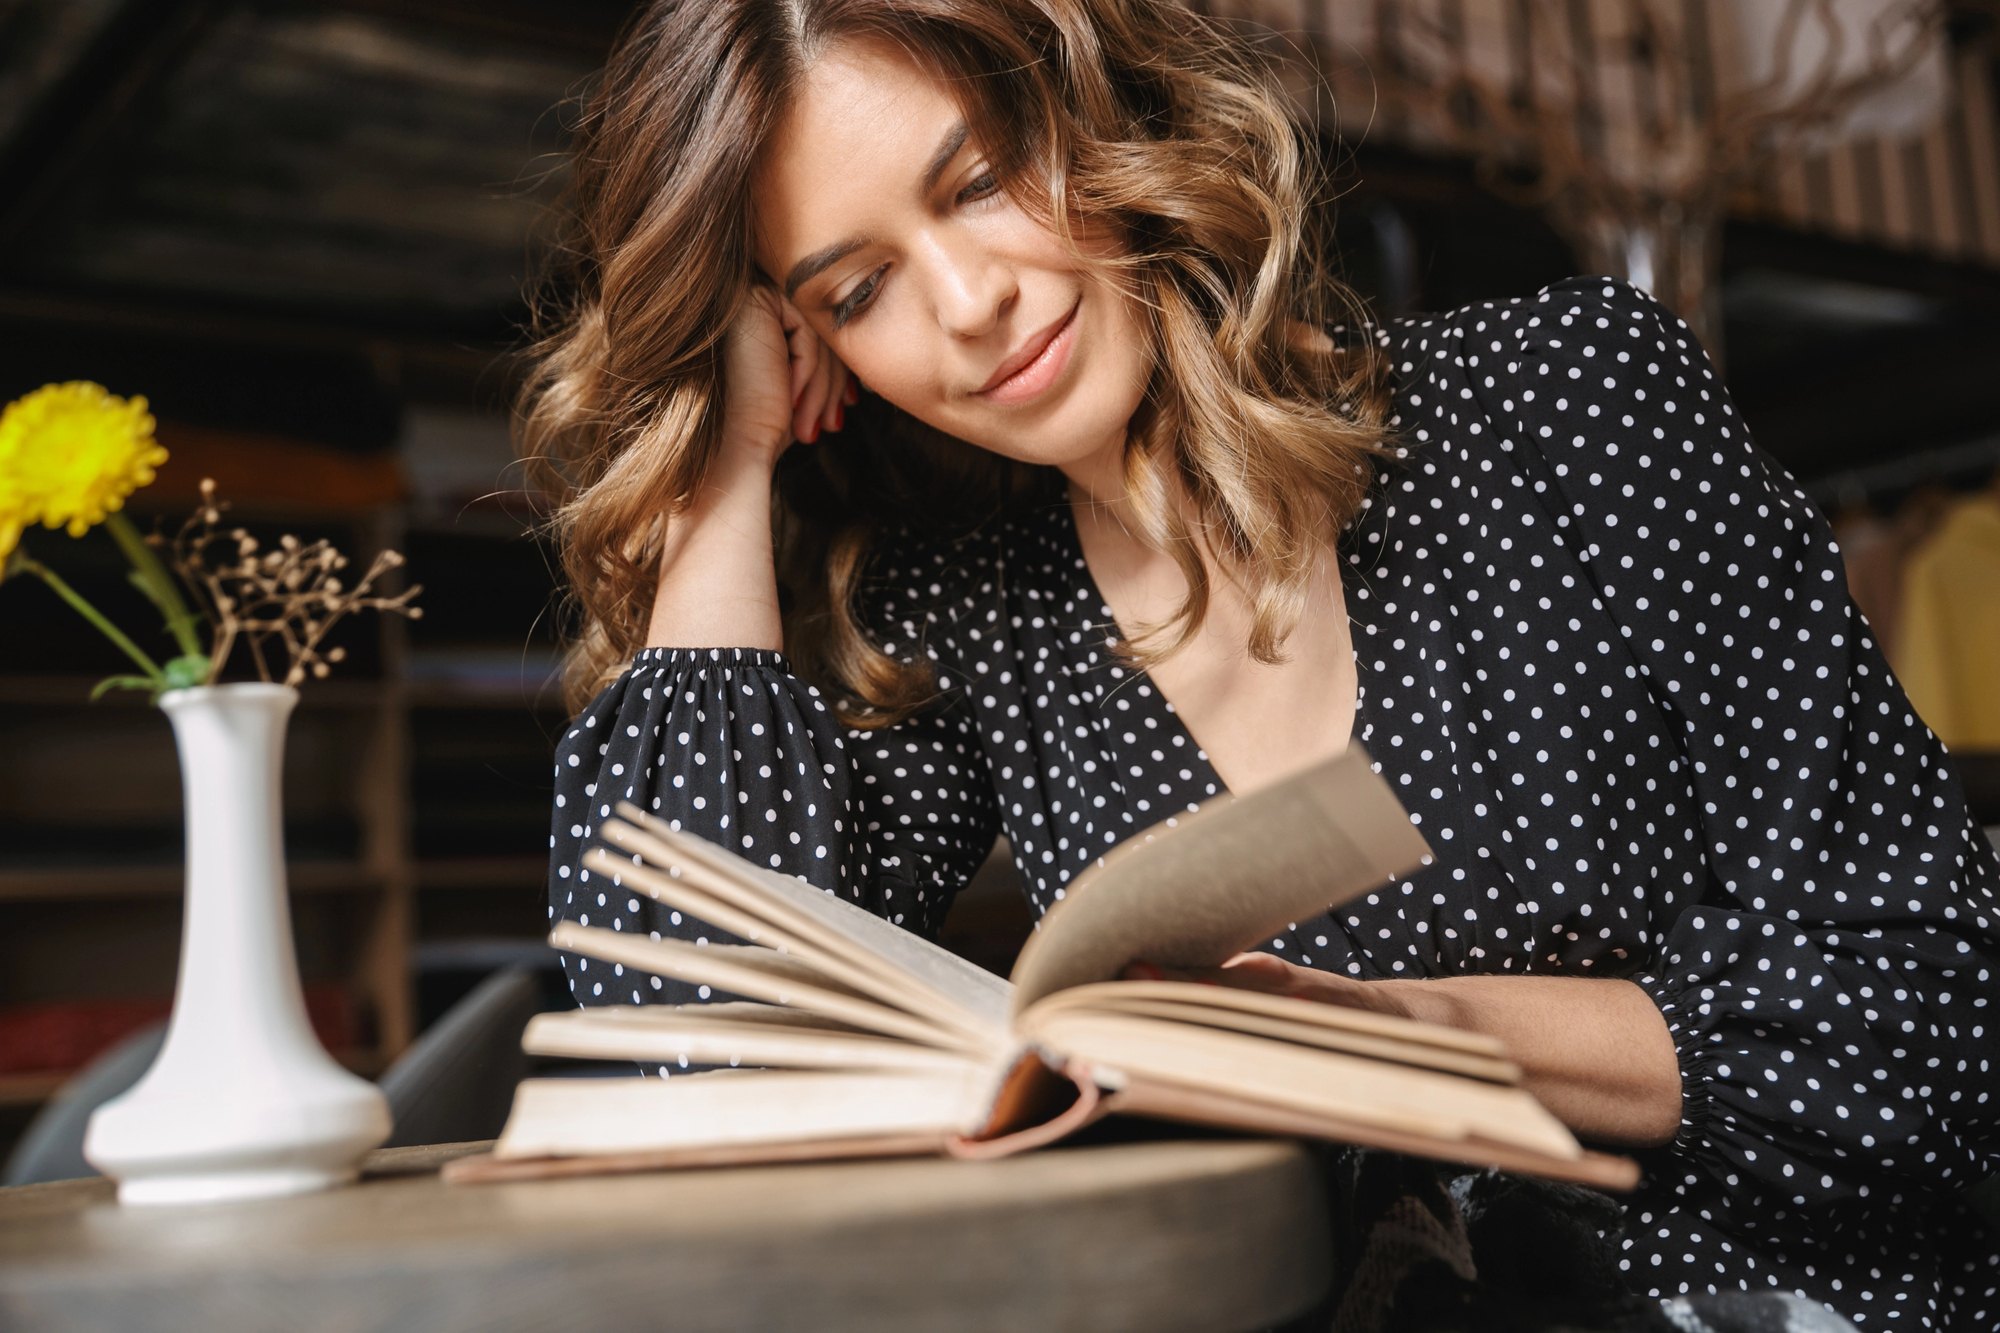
left=804, top=421, right=819, bottom=443
left=833, top=406, right=844, bottom=431
left=845, top=381, right=860, bottom=405
left=1126, top=961, right=1163, bottom=981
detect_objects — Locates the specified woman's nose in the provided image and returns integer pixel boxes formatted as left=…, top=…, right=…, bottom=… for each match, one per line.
left=920, top=230, right=1015, bottom=340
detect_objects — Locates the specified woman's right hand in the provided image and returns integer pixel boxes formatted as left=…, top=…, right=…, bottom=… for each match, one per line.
left=721, top=286, right=855, bottom=469
left=648, top=288, right=853, bottom=651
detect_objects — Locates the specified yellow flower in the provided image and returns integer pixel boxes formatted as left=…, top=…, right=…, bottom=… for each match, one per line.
left=0, top=382, right=167, bottom=558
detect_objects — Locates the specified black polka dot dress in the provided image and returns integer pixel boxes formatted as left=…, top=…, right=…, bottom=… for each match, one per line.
left=549, top=278, right=2000, bottom=1326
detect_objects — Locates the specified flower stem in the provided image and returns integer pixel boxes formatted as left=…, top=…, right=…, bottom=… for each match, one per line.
left=16, top=556, right=166, bottom=685
left=106, top=511, right=205, bottom=659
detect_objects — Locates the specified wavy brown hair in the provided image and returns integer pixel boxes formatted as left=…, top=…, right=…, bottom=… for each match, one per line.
left=520, top=0, right=1391, bottom=722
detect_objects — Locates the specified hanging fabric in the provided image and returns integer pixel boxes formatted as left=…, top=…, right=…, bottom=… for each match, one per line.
left=1898, top=489, right=2000, bottom=750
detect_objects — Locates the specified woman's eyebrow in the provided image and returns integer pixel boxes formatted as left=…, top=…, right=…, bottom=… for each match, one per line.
left=919, top=121, right=970, bottom=194
left=785, top=238, right=868, bottom=301
left=781, top=121, right=973, bottom=301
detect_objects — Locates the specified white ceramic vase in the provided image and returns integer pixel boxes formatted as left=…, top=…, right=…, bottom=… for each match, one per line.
left=83, top=682, right=391, bottom=1205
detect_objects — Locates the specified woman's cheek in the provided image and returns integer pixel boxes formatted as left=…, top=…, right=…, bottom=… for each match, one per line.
left=839, top=318, right=934, bottom=413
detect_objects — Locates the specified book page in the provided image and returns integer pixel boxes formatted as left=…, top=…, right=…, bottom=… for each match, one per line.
left=549, top=922, right=982, bottom=1051
left=1099, top=1079, right=1639, bottom=1191
left=579, top=1001, right=870, bottom=1032
left=1009, top=746, right=1432, bottom=1013
left=1024, top=980, right=1505, bottom=1056
left=581, top=843, right=997, bottom=1047
left=523, top=1009, right=983, bottom=1075
left=1017, top=982, right=1521, bottom=1084
left=492, top=1067, right=994, bottom=1160
left=607, top=805, right=1013, bottom=1034
left=1030, top=1009, right=1579, bottom=1160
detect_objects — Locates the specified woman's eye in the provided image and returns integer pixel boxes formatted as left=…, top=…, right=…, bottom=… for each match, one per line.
left=833, top=267, right=885, bottom=328
left=957, top=171, right=999, bottom=205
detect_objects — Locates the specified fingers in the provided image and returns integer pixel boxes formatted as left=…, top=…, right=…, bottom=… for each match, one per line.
left=793, top=341, right=834, bottom=444
left=785, top=319, right=819, bottom=420
left=1118, top=960, right=1228, bottom=987
left=1117, top=953, right=1421, bottom=1023
left=822, top=358, right=849, bottom=437
left=772, top=292, right=859, bottom=445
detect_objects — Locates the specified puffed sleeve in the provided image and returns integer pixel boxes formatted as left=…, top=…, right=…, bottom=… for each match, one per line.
left=547, top=542, right=1003, bottom=1010
left=1480, top=276, right=2000, bottom=1202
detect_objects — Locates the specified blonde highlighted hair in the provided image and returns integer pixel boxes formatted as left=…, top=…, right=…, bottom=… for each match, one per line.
left=520, top=0, right=1390, bottom=721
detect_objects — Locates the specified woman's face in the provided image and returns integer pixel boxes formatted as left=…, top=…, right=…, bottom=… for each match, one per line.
left=751, top=41, right=1152, bottom=477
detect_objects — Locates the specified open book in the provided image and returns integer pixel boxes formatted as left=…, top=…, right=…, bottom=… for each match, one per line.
left=448, top=748, right=1638, bottom=1190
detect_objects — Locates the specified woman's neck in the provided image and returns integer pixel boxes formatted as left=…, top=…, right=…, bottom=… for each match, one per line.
left=1062, top=445, right=1359, bottom=796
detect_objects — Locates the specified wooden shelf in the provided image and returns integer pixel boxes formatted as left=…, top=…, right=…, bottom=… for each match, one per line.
left=0, top=858, right=549, bottom=900
left=0, top=676, right=387, bottom=709
left=0, top=863, right=384, bottom=902
left=0, top=675, right=562, bottom=712
left=0, top=1072, right=68, bottom=1108
left=415, top=857, right=547, bottom=891
left=403, top=681, right=565, bottom=711
left=0, top=1048, right=390, bottom=1111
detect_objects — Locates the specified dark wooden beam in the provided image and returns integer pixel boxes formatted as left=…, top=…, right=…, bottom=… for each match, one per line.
left=0, top=0, right=224, bottom=250
left=0, top=287, right=513, bottom=378
left=1722, top=219, right=2000, bottom=309
left=312, top=0, right=640, bottom=55
left=1730, top=316, right=2000, bottom=481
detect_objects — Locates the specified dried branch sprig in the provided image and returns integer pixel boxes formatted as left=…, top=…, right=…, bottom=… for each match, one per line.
left=164, top=478, right=423, bottom=687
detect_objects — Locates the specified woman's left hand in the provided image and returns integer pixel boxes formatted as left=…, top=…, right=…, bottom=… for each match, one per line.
left=1123, top=953, right=1422, bottom=1021
left=1119, top=953, right=1683, bottom=1146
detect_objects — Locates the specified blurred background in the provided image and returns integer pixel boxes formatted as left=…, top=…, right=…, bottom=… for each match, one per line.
left=0, top=0, right=1995, bottom=1162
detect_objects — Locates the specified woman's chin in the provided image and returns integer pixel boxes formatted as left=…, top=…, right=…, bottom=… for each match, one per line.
left=958, top=387, right=1143, bottom=473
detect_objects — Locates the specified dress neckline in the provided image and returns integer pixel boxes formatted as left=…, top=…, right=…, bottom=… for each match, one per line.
left=1036, top=497, right=1374, bottom=803
left=1028, top=499, right=1227, bottom=800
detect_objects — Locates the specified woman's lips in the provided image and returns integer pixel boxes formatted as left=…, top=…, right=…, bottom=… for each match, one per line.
left=975, top=301, right=1080, bottom=405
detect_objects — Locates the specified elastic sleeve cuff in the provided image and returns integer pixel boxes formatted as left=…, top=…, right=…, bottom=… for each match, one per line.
left=1632, top=969, right=1719, bottom=1155
left=630, top=646, right=795, bottom=673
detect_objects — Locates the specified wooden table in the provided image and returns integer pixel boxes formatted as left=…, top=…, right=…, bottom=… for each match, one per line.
left=0, top=1139, right=1331, bottom=1333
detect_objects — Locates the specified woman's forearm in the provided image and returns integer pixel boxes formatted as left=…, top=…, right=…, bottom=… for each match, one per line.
left=1381, top=974, right=1682, bottom=1148
left=646, top=441, right=784, bottom=651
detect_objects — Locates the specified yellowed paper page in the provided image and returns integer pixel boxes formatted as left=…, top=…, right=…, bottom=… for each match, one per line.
left=523, top=1010, right=981, bottom=1075
left=1010, top=747, right=1432, bottom=1013
left=607, top=807, right=1013, bottom=1031
left=1030, top=1010, right=1579, bottom=1160
left=550, top=922, right=979, bottom=1051
left=1017, top=984, right=1520, bottom=1085
left=593, top=819, right=1006, bottom=1046
left=493, top=1068, right=992, bottom=1160
left=1023, top=980, right=1505, bottom=1057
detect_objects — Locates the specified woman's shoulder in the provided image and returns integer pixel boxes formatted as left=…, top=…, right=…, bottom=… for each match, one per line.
left=1377, top=276, right=1686, bottom=385
left=1378, top=277, right=1745, bottom=472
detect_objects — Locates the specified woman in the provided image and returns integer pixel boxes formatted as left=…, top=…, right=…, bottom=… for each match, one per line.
left=522, top=0, right=2000, bottom=1324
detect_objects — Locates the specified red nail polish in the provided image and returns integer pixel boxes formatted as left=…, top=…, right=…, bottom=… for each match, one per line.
left=845, top=381, right=860, bottom=405
left=833, top=406, right=844, bottom=431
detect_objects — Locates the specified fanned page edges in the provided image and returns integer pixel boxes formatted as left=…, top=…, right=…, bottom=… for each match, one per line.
left=1094, top=1079, right=1642, bottom=1193
left=599, top=809, right=1011, bottom=1033
left=522, top=1006, right=979, bottom=1074
left=549, top=921, right=983, bottom=1052
left=1017, top=982, right=1522, bottom=1085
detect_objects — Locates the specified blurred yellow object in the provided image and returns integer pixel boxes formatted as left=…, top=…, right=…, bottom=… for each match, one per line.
left=0, top=382, right=168, bottom=559
left=1897, top=492, right=2000, bottom=750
